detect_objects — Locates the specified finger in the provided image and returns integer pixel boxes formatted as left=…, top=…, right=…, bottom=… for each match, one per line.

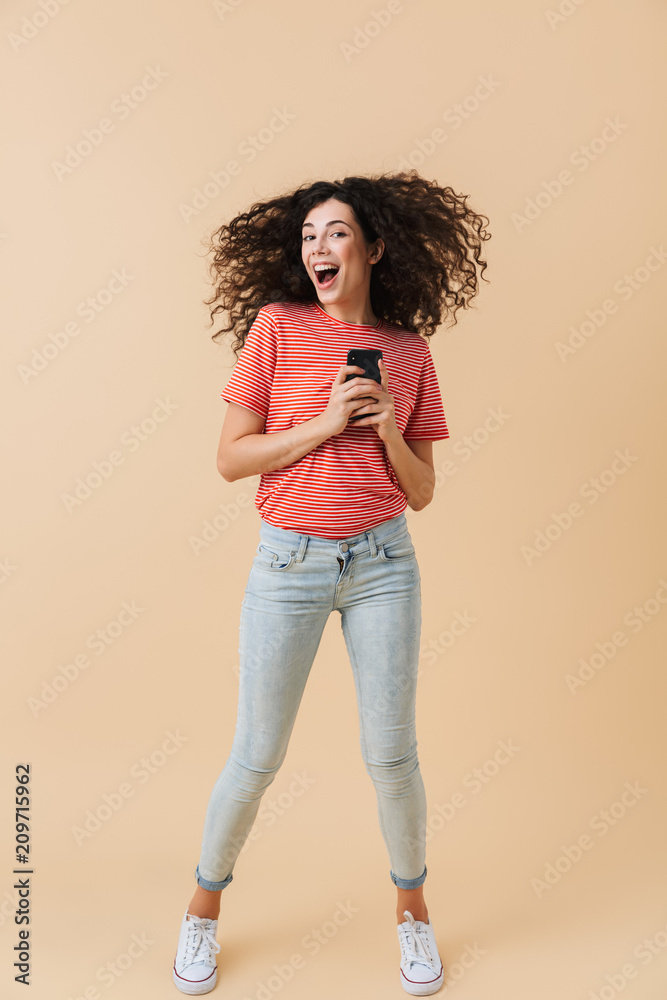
left=335, top=365, right=364, bottom=384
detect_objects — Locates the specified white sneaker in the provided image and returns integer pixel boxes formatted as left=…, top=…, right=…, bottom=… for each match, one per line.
left=397, top=909, right=445, bottom=995
left=173, top=909, right=221, bottom=995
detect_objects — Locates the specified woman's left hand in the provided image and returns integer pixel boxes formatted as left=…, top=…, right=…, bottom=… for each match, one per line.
left=349, top=359, right=399, bottom=443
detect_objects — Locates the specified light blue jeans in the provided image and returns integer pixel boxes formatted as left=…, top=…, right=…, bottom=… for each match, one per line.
left=195, top=511, right=428, bottom=892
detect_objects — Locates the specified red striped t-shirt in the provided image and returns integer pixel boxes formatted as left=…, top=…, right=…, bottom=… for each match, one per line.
left=220, top=300, right=449, bottom=537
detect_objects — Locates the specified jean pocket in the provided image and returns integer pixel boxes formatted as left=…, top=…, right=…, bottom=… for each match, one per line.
left=377, top=531, right=416, bottom=562
left=255, top=543, right=295, bottom=571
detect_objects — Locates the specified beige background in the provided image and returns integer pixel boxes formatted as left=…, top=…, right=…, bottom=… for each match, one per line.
left=2, top=1, right=667, bottom=997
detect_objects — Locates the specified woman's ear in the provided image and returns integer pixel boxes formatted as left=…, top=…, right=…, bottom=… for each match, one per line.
left=370, top=240, right=384, bottom=262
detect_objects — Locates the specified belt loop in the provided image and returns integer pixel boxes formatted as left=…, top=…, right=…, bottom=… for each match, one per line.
left=367, top=529, right=377, bottom=558
left=296, top=534, right=308, bottom=562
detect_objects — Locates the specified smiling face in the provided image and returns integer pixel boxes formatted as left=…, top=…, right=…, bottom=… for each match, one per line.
left=300, top=198, right=384, bottom=313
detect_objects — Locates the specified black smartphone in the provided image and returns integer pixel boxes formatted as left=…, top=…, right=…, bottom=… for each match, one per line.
left=344, top=349, right=383, bottom=421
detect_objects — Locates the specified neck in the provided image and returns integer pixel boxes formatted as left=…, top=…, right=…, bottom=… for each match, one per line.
left=317, top=298, right=377, bottom=326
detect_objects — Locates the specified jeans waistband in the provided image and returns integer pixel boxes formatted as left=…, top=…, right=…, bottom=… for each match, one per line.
left=258, top=513, right=408, bottom=559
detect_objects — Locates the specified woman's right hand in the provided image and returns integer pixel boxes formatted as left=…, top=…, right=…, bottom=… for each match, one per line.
left=321, top=365, right=380, bottom=437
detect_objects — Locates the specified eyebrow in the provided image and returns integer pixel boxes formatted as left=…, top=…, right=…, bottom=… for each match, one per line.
left=301, top=219, right=351, bottom=229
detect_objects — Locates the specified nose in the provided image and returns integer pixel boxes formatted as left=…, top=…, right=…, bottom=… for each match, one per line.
left=311, top=249, right=330, bottom=268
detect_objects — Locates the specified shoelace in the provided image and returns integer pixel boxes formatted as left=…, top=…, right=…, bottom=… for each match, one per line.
left=180, top=915, right=221, bottom=969
left=398, top=911, right=438, bottom=972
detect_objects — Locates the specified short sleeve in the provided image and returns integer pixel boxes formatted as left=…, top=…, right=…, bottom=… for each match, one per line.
left=220, top=307, right=277, bottom=418
left=403, top=346, right=450, bottom=440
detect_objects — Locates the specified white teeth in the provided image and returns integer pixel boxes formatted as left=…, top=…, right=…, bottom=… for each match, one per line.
left=314, top=263, right=339, bottom=271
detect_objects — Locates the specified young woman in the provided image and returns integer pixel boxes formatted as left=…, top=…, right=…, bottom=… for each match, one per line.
left=173, top=170, right=490, bottom=996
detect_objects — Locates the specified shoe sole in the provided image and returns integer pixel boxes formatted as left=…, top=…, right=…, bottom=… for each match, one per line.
left=172, top=965, right=217, bottom=995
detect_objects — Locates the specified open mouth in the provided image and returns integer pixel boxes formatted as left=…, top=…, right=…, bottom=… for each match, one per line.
left=315, top=265, right=340, bottom=288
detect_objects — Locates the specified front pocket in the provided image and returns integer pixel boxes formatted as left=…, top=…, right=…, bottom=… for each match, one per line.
left=255, top=543, right=295, bottom=570
left=377, top=532, right=416, bottom=562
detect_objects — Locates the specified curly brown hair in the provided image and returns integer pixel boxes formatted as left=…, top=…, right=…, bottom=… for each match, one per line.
left=203, top=169, right=490, bottom=359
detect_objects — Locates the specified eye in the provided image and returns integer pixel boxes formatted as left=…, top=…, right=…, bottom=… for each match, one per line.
left=301, top=231, right=347, bottom=241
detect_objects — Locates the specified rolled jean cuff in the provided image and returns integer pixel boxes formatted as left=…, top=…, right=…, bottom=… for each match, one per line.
left=390, top=864, right=427, bottom=890
left=195, top=865, right=233, bottom=891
